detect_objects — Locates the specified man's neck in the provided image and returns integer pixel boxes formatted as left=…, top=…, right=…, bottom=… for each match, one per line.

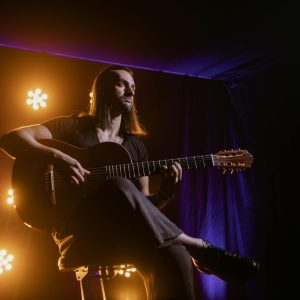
left=95, top=114, right=124, bottom=143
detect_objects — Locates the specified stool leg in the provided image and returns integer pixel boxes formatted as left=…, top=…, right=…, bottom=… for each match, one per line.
left=80, top=271, right=106, bottom=300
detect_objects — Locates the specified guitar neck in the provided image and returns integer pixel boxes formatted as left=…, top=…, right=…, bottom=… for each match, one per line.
left=105, top=155, right=214, bottom=179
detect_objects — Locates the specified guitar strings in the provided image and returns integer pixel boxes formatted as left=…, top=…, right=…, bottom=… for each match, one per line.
left=45, top=155, right=214, bottom=181
left=44, top=153, right=251, bottom=182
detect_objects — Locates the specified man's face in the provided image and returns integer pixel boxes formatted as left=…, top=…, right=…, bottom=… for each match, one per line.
left=107, top=69, right=135, bottom=114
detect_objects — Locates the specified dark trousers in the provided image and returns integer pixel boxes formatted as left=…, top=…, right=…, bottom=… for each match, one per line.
left=138, top=243, right=196, bottom=300
left=54, top=177, right=196, bottom=299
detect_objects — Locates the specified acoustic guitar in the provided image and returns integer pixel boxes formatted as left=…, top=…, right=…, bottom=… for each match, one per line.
left=11, top=139, right=253, bottom=231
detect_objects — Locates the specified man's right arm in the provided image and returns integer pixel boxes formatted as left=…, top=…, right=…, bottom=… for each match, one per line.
left=0, top=124, right=60, bottom=162
left=0, top=125, right=89, bottom=184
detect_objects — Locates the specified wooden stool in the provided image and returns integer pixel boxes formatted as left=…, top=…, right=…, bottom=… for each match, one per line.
left=73, top=264, right=137, bottom=300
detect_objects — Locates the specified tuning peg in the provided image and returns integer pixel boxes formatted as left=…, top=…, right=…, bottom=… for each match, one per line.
left=230, top=169, right=235, bottom=174
left=222, top=169, right=227, bottom=174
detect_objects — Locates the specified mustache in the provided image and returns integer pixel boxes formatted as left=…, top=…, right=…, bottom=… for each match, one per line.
left=124, top=90, right=135, bottom=97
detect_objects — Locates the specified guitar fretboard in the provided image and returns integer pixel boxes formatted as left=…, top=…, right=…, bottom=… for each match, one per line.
left=104, top=155, right=214, bottom=179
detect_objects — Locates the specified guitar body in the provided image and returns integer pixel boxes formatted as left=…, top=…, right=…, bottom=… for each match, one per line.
left=12, top=140, right=133, bottom=231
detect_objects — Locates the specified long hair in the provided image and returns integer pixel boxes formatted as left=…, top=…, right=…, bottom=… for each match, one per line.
left=85, top=65, right=147, bottom=136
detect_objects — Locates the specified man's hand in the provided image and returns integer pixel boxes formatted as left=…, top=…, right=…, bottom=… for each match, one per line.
left=159, top=162, right=182, bottom=199
left=53, top=151, right=90, bottom=185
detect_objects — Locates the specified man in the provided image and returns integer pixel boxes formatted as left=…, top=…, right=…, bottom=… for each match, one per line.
left=0, top=65, right=259, bottom=299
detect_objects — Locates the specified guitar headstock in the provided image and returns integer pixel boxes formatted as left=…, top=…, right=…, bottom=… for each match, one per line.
left=213, top=149, right=253, bottom=174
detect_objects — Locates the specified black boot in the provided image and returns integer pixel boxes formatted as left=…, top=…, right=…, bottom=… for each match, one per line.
left=189, top=242, right=260, bottom=283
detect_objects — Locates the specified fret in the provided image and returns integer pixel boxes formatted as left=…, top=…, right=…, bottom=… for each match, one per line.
left=147, top=161, right=150, bottom=176
left=186, top=157, right=190, bottom=169
left=193, top=156, right=197, bottom=168
left=123, top=164, right=126, bottom=178
left=132, top=163, right=136, bottom=178
left=127, top=164, right=130, bottom=178
left=137, top=163, right=140, bottom=178
left=141, top=162, right=145, bottom=177
left=211, top=154, right=215, bottom=166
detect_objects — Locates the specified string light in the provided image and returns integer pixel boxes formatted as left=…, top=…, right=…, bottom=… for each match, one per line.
left=0, top=249, right=14, bottom=275
left=26, top=88, right=48, bottom=110
left=117, top=265, right=137, bottom=278
left=125, top=271, right=131, bottom=278
left=6, top=188, right=15, bottom=207
left=89, top=92, right=93, bottom=104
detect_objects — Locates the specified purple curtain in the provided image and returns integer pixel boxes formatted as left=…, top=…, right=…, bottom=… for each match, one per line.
left=136, top=60, right=296, bottom=299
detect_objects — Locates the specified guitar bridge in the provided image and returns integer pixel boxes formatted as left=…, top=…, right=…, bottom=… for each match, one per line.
left=44, top=169, right=56, bottom=205
left=44, top=170, right=55, bottom=192
left=49, top=170, right=55, bottom=192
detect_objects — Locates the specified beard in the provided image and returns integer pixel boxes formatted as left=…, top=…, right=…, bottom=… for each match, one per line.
left=114, top=97, right=133, bottom=114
